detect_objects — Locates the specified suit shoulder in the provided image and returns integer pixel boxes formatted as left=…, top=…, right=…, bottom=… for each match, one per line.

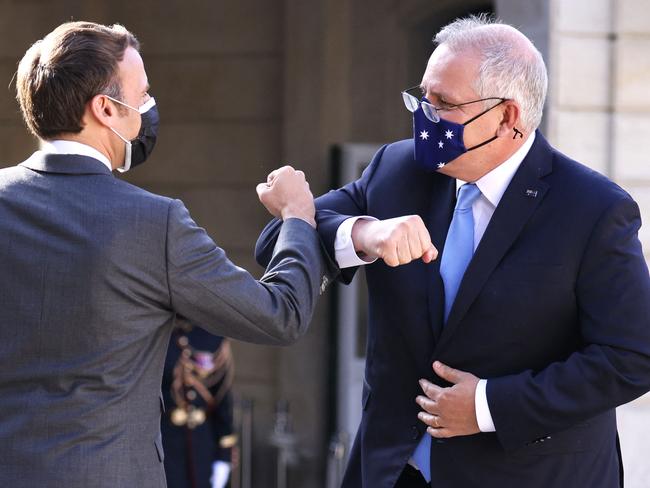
left=367, top=139, right=420, bottom=179
left=104, top=178, right=180, bottom=224
left=111, top=177, right=174, bottom=206
left=379, top=139, right=414, bottom=162
left=0, top=165, right=29, bottom=186
left=549, top=148, right=632, bottom=207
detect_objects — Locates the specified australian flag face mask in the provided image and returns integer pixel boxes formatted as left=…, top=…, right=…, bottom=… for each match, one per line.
left=413, top=97, right=505, bottom=172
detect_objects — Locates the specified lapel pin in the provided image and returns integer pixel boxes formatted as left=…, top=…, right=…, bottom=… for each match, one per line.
left=525, top=189, right=538, bottom=198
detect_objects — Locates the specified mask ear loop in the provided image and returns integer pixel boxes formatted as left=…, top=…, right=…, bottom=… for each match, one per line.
left=117, top=140, right=132, bottom=172
left=109, top=127, right=133, bottom=172
left=513, top=127, right=523, bottom=139
left=462, top=99, right=507, bottom=152
left=461, top=98, right=507, bottom=125
left=465, top=134, right=499, bottom=151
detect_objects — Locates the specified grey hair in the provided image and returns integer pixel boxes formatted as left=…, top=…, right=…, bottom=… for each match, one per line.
left=434, top=14, right=548, bottom=132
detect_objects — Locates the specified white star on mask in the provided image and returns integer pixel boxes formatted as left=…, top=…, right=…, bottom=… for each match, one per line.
left=438, top=141, right=444, bottom=148
left=437, top=162, right=445, bottom=168
left=420, top=131, right=429, bottom=140
left=445, top=130, right=454, bottom=139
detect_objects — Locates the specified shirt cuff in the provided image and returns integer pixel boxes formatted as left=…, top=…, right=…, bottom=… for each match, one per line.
left=475, top=379, right=496, bottom=432
left=334, top=216, right=379, bottom=268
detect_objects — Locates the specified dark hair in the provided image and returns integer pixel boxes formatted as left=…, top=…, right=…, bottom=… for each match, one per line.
left=15, top=21, right=140, bottom=140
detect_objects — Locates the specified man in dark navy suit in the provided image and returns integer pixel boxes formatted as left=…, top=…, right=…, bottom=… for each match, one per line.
left=256, top=15, right=650, bottom=488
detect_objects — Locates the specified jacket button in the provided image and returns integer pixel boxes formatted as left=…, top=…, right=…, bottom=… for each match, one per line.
left=411, top=425, right=419, bottom=440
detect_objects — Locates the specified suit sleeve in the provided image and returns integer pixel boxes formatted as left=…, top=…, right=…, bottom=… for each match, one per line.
left=487, top=195, right=650, bottom=451
left=165, top=200, right=324, bottom=345
left=255, top=144, right=388, bottom=285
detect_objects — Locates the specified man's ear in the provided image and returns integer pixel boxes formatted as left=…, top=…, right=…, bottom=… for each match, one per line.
left=87, top=94, right=115, bottom=128
left=496, top=100, right=520, bottom=138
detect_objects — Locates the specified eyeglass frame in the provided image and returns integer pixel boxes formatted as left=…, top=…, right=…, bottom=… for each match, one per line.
left=401, top=85, right=508, bottom=124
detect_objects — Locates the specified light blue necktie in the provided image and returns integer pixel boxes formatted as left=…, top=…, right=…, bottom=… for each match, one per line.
left=411, top=183, right=481, bottom=482
left=440, top=183, right=482, bottom=322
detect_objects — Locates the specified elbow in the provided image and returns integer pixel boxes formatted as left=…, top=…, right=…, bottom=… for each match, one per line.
left=255, top=290, right=314, bottom=346
left=274, top=307, right=313, bottom=346
left=279, top=288, right=317, bottom=345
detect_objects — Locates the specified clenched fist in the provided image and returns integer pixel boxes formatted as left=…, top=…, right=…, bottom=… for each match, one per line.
left=351, top=215, right=438, bottom=267
left=256, top=166, right=316, bottom=228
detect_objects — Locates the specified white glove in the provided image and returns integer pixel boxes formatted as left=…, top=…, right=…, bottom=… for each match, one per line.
left=210, top=460, right=231, bottom=488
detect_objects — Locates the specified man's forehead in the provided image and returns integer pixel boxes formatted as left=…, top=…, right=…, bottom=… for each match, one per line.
left=421, top=45, right=480, bottom=100
left=420, top=76, right=469, bottom=104
left=118, top=47, right=149, bottom=93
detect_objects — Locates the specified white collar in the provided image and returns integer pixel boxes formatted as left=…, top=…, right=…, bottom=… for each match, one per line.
left=41, top=140, right=113, bottom=172
left=458, top=132, right=536, bottom=207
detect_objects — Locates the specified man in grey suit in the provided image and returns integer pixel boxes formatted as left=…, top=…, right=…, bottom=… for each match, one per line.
left=0, top=21, right=327, bottom=488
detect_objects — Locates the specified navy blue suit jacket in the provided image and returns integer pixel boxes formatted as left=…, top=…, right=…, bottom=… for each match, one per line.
left=256, top=132, right=650, bottom=488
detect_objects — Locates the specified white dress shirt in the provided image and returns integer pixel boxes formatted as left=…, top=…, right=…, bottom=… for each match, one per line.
left=333, top=132, right=536, bottom=432
left=41, top=140, right=113, bottom=172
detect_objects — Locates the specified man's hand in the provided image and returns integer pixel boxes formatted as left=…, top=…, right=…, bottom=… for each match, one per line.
left=256, top=166, right=316, bottom=228
left=351, top=216, right=438, bottom=267
left=416, top=361, right=480, bottom=438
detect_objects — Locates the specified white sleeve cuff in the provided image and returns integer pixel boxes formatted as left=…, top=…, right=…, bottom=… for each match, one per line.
left=475, top=379, right=496, bottom=432
left=334, top=216, right=378, bottom=269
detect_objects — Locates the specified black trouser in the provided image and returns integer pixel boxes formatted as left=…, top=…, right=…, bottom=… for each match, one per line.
left=395, top=464, right=430, bottom=488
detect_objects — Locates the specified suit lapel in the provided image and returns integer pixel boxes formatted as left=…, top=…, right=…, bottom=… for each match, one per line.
left=434, top=133, right=553, bottom=353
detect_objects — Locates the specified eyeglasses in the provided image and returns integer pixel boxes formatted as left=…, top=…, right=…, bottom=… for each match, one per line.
left=401, top=85, right=507, bottom=123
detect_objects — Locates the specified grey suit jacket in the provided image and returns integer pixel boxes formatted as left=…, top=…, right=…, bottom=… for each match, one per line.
left=0, top=152, right=327, bottom=488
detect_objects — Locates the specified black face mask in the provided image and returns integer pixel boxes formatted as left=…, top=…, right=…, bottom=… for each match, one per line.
left=129, top=100, right=159, bottom=170
left=108, top=96, right=160, bottom=172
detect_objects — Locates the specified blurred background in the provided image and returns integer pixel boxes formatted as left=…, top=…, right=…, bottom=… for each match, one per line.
left=1, top=0, right=649, bottom=487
